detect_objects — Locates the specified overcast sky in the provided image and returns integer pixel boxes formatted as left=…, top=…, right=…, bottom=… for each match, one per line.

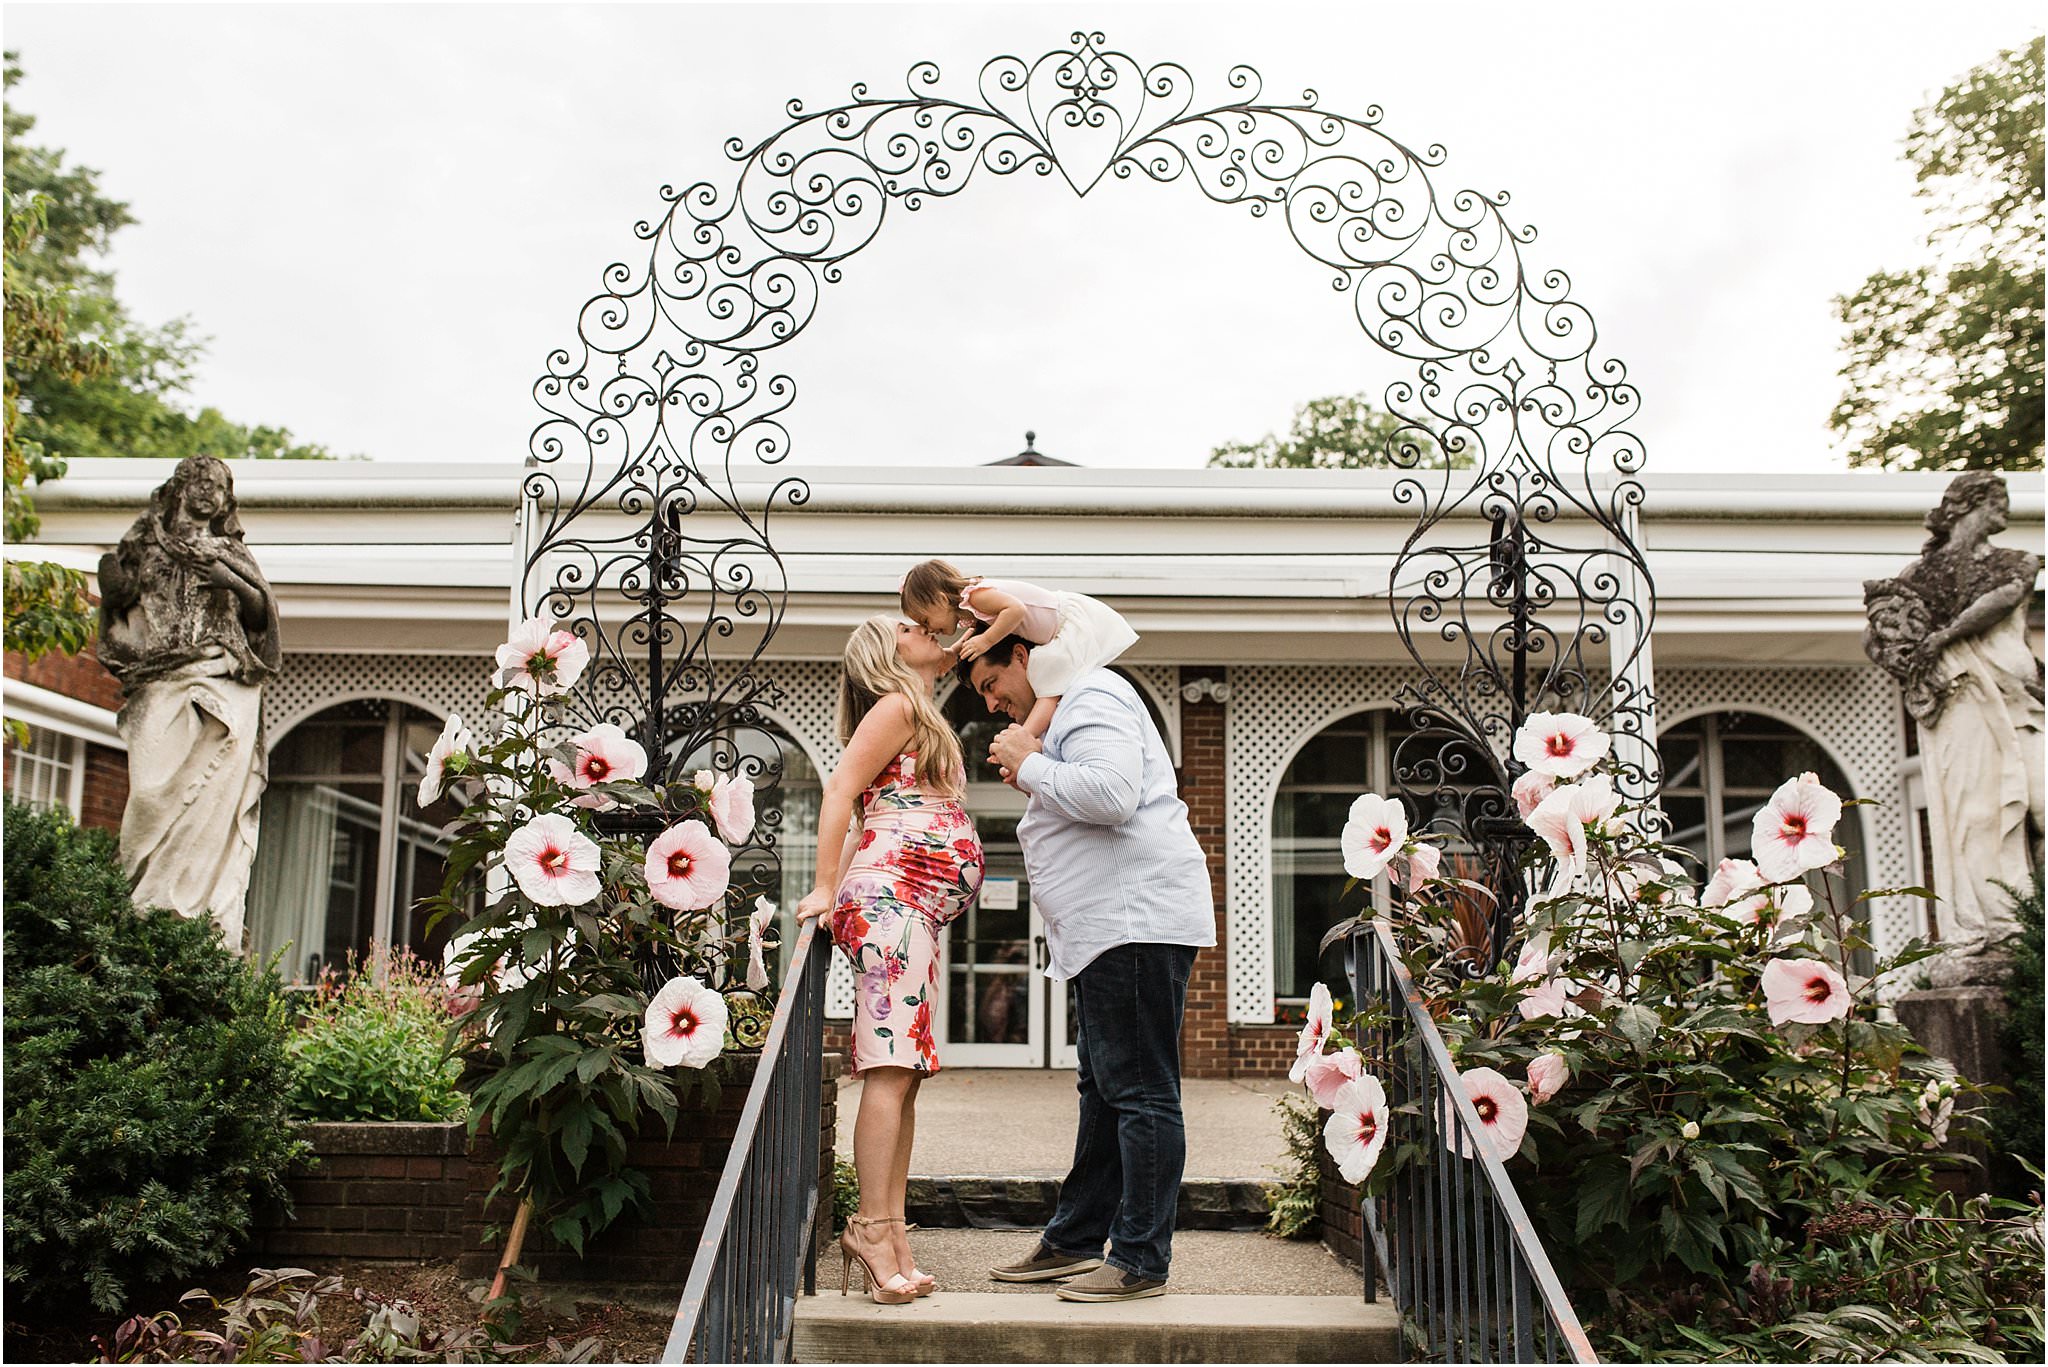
left=6, top=2, right=2040, bottom=472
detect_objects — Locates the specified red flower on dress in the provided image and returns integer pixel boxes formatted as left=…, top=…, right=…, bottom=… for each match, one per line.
left=909, top=996, right=936, bottom=1067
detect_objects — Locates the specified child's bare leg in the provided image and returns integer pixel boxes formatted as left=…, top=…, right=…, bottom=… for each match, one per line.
left=1025, top=694, right=1060, bottom=739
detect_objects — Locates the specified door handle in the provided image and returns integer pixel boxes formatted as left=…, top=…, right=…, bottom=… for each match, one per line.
left=1032, top=934, right=1048, bottom=973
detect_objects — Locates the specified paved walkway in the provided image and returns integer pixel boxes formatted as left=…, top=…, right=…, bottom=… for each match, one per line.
left=836, top=1069, right=1296, bottom=1179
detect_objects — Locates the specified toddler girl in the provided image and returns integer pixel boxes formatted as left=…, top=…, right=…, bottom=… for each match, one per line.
left=899, top=559, right=1138, bottom=740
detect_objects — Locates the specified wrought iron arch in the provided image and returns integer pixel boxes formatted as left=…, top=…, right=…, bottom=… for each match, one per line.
left=520, top=31, right=1658, bottom=960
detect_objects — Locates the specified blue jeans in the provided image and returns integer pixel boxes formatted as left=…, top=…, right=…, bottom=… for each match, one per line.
left=1041, top=941, right=1198, bottom=1281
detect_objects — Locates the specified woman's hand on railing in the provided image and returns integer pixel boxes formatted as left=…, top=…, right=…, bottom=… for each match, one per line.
left=795, top=887, right=834, bottom=923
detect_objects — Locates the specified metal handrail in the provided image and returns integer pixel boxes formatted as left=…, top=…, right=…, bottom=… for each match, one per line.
left=1347, top=918, right=1598, bottom=1364
left=663, top=919, right=832, bottom=1364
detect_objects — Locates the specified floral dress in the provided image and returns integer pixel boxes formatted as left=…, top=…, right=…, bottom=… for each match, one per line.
left=829, top=752, right=985, bottom=1075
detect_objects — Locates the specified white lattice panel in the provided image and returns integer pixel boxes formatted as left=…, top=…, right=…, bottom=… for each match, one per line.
left=1226, top=664, right=1428, bottom=1022
left=268, top=652, right=492, bottom=738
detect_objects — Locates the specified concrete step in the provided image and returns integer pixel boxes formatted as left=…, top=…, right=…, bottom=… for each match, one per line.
left=907, top=1174, right=1273, bottom=1232
left=794, top=1291, right=1401, bottom=1364
left=797, top=1227, right=1392, bottom=1364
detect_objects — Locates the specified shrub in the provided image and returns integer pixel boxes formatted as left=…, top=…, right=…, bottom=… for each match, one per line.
left=830, top=1154, right=859, bottom=1233
left=1993, top=877, right=2043, bottom=1198
left=1297, top=717, right=2045, bottom=1362
left=288, top=949, right=471, bottom=1123
left=1263, top=1090, right=1323, bottom=1239
left=2, top=802, right=307, bottom=1315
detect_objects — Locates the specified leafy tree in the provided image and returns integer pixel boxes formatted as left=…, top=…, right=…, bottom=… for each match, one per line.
left=4, top=187, right=101, bottom=661
left=1208, top=392, right=1459, bottom=469
left=1831, top=38, right=2044, bottom=472
left=3, top=53, right=341, bottom=662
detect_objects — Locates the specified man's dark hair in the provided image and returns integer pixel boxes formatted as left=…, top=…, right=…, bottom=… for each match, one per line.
left=955, top=634, right=1032, bottom=689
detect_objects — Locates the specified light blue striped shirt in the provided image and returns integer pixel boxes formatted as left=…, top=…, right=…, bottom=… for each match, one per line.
left=1013, top=669, right=1217, bottom=980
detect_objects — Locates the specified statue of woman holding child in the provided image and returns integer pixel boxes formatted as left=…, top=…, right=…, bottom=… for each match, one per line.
left=1864, top=472, right=2044, bottom=984
left=98, top=454, right=281, bottom=949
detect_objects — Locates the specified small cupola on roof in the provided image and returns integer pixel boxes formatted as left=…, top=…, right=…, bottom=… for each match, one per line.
left=984, top=430, right=1077, bottom=467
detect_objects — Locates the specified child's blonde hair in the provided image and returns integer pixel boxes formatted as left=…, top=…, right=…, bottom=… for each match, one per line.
left=837, top=614, right=964, bottom=797
left=900, top=559, right=970, bottom=623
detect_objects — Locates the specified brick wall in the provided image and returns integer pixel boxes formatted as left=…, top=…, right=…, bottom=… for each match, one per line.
left=80, top=742, right=128, bottom=831
left=4, top=642, right=131, bottom=832
left=251, top=1053, right=841, bottom=1290
left=1179, top=668, right=1232, bottom=1079
left=458, top=1051, right=842, bottom=1288
left=1229, top=1023, right=1298, bottom=1080
left=254, top=1122, right=469, bottom=1262
left=4, top=642, right=124, bottom=712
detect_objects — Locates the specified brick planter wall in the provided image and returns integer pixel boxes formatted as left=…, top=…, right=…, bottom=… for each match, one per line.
left=458, top=1051, right=842, bottom=1288
left=254, top=1122, right=469, bottom=1261
left=253, top=1052, right=841, bottom=1291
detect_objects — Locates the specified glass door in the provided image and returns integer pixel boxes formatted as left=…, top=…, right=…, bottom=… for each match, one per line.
left=940, top=801, right=1042, bottom=1066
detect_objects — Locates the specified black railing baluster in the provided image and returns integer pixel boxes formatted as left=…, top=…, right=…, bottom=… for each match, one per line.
left=1348, top=920, right=1596, bottom=1365
left=665, top=923, right=831, bottom=1363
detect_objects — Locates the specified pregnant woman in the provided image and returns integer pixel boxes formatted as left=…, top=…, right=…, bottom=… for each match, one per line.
left=797, top=615, right=985, bottom=1304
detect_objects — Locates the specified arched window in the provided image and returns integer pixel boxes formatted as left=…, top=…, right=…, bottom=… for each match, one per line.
left=1658, top=711, right=1868, bottom=924
left=249, top=699, right=460, bottom=983
left=1273, top=708, right=1495, bottom=1004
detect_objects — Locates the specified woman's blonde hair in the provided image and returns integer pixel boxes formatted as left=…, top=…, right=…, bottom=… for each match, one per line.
left=900, top=558, right=971, bottom=621
left=837, top=614, right=964, bottom=797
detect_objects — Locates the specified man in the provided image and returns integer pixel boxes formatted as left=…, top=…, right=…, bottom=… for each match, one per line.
left=962, top=635, right=1216, bottom=1302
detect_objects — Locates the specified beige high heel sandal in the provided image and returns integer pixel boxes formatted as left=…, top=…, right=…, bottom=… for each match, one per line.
left=859, top=1214, right=935, bottom=1296
left=839, top=1215, right=917, bottom=1304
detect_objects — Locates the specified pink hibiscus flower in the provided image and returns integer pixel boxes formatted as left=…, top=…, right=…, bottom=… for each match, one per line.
left=502, top=813, right=602, bottom=907
left=1702, top=857, right=1771, bottom=924
left=1341, top=794, right=1407, bottom=880
left=418, top=712, right=472, bottom=808
left=1510, top=936, right=1555, bottom=986
left=709, top=774, right=756, bottom=845
left=1528, top=776, right=1621, bottom=893
left=1322, top=1075, right=1391, bottom=1183
left=644, top=820, right=733, bottom=912
left=1761, top=957, right=1851, bottom=1026
left=1302, top=1046, right=1365, bottom=1110
left=643, top=976, right=729, bottom=1069
left=1397, top=841, right=1443, bottom=888
left=1751, top=773, right=1843, bottom=881
left=496, top=616, right=591, bottom=697
left=1512, top=769, right=1557, bottom=820
left=1512, top=712, right=1610, bottom=780
left=1516, top=976, right=1572, bottom=1022
left=548, top=723, right=649, bottom=810
left=1445, top=1066, right=1530, bottom=1162
left=1289, top=982, right=1334, bottom=1083
left=1526, top=1052, right=1569, bottom=1105
left=745, top=895, right=777, bottom=992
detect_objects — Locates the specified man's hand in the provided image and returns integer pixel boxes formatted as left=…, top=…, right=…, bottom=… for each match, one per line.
left=988, top=724, right=1042, bottom=775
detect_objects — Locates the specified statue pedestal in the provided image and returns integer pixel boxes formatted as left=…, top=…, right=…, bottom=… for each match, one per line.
left=1895, top=985, right=2008, bottom=1197
left=1895, top=986, right=2010, bottom=1091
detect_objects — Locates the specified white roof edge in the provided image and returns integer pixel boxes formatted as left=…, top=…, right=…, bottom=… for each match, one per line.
left=2, top=679, right=125, bottom=749
left=29, top=459, right=2046, bottom=523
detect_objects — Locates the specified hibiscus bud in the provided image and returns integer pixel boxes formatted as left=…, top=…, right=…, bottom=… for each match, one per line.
left=693, top=769, right=717, bottom=793
left=1680, top=1120, right=1700, bottom=1141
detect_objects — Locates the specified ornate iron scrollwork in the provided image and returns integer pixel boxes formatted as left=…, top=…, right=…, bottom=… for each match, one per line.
left=525, top=29, right=1655, bottom=984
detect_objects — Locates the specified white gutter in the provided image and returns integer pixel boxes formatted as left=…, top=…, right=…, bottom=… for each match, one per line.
left=31, top=461, right=2045, bottom=524
left=2, top=679, right=125, bottom=749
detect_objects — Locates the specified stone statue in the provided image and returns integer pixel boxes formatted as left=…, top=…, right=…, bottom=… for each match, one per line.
left=98, top=455, right=280, bottom=949
left=1863, top=471, right=2044, bottom=985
